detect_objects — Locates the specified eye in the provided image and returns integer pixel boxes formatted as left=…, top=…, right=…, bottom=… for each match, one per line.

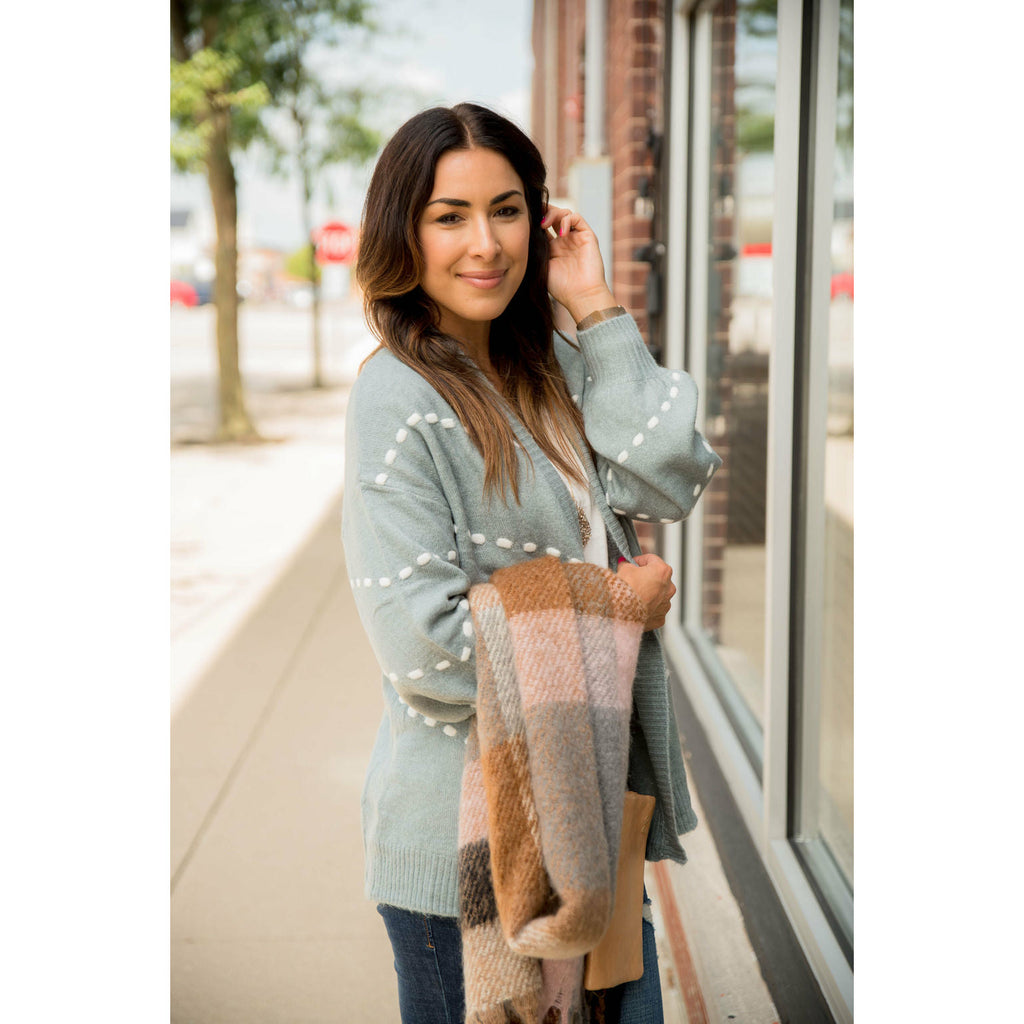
left=495, top=206, right=522, bottom=218
left=435, top=212, right=462, bottom=225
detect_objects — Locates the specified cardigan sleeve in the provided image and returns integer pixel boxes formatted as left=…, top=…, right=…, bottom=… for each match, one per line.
left=572, top=313, right=723, bottom=524
left=341, top=363, right=477, bottom=723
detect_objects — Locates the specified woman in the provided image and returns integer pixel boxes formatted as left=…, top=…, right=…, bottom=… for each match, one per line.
left=342, top=103, right=721, bottom=1023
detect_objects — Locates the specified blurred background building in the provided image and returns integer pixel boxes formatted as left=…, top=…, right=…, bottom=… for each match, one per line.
left=531, top=1, right=853, bottom=1020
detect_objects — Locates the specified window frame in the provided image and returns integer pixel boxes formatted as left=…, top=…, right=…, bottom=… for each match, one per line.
left=660, top=0, right=853, bottom=1019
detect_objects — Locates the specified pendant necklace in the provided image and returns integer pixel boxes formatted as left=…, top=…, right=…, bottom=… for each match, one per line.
left=574, top=501, right=592, bottom=547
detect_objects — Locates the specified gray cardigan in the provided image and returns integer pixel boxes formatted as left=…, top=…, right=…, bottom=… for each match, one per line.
left=341, top=312, right=722, bottom=917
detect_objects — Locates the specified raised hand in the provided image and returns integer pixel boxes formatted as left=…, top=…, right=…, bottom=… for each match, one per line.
left=541, top=205, right=619, bottom=324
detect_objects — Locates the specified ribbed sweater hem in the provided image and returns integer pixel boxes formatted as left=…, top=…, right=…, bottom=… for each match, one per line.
left=366, top=842, right=461, bottom=918
left=366, top=820, right=698, bottom=919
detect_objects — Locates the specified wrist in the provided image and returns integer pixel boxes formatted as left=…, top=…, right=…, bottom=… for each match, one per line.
left=564, top=286, right=619, bottom=326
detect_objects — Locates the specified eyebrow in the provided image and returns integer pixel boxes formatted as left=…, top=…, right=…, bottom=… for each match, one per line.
left=425, top=189, right=523, bottom=208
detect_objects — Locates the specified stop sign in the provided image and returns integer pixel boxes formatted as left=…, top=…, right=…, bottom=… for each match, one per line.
left=313, top=221, right=356, bottom=265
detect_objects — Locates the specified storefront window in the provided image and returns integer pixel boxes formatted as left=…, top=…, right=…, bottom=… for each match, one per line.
left=812, top=0, right=854, bottom=888
left=692, top=0, right=778, bottom=765
left=670, top=0, right=854, bottom=1003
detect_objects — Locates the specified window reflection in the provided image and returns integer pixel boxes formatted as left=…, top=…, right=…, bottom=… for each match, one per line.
left=817, top=0, right=854, bottom=886
left=698, top=0, right=777, bottom=750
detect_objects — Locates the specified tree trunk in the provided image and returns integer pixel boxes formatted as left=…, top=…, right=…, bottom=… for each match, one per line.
left=310, top=238, right=324, bottom=389
left=205, top=107, right=258, bottom=441
left=299, top=157, right=324, bottom=389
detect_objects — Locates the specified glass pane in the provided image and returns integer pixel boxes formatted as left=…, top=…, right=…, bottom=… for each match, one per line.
left=695, top=0, right=777, bottom=744
left=817, top=0, right=854, bottom=886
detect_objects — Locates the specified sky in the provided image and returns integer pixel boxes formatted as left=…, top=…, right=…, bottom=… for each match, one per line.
left=170, top=0, right=534, bottom=252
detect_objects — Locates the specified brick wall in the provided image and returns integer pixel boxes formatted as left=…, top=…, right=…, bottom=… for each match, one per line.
left=533, top=0, right=664, bottom=343
left=531, top=0, right=587, bottom=199
left=699, top=0, right=738, bottom=641
left=605, top=0, right=664, bottom=343
left=531, top=0, right=727, bottom=583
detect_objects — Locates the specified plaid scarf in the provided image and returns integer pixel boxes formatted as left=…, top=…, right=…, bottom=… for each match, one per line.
left=458, top=556, right=647, bottom=1024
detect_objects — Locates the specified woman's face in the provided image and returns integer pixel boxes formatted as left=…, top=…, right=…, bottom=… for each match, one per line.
left=416, top=147, right=531, bottom=343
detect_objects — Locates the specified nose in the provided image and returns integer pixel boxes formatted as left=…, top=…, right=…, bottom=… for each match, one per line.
left=469, top=216, right=501, bottom=260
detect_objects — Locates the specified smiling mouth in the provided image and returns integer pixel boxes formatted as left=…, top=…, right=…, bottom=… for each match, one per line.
left=458, top=270, right=507, bottom=290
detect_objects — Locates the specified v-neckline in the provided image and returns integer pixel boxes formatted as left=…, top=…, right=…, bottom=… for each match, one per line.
left=473, top=367, right=634, bottom=563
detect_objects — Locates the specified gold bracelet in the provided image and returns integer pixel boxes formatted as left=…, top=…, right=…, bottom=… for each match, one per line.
left=575, top=305, right=627, bottom=332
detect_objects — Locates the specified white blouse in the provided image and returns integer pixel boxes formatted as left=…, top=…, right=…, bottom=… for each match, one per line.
left=554, top=456, right=609, bottom=568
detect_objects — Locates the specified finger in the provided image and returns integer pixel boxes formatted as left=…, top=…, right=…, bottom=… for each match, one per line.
left=541, top=204, right=568, bottom=229
left=635, top=552, right=665, bottom=566
left=635, top=552, right=671, bottom=579
left=560, top=210, right=585, bottom=237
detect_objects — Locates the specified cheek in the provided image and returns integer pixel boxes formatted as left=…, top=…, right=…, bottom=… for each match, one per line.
left=419, top=233, right=454, bottom=276
left=512, top=226, right=533, bottom=275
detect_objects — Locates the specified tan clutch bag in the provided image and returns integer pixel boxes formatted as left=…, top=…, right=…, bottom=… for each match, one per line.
left=583, top=791, right=657, bottom=990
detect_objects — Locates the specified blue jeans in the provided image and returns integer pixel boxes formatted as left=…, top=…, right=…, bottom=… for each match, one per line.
left=377, top=893, right=664, bottom=1024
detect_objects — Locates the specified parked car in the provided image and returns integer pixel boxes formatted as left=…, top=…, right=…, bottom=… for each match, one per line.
left=192, top=279, right=247, bottom=305
left=170, top=279, right=198, bottom=307
left=830, top=271, right=854, bottom=301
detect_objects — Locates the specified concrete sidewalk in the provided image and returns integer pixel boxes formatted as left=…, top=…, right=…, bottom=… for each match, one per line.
left=171, top=494, right=401, bottom=1022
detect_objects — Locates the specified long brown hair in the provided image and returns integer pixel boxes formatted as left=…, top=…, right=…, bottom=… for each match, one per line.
left=355, top=102, right=587, bottom=503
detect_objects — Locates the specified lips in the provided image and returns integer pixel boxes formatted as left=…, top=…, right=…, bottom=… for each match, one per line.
left=457, top=270, right=507, bottom=290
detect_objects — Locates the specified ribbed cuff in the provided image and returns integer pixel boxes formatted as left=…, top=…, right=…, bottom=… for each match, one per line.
left=575, top=311, right=658, bottom=384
